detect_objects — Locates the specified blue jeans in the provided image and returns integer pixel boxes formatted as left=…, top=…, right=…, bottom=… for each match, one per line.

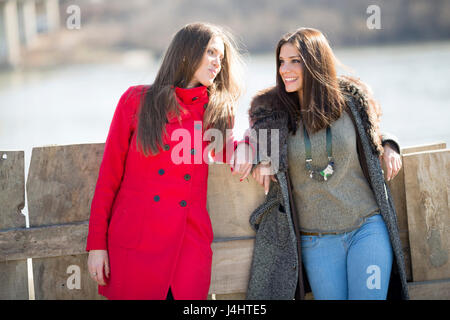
left=301, top=213, right=393, bottom=300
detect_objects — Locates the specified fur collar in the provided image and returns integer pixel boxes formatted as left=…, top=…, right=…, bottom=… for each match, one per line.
left=338, top=77, right=383, bottom=156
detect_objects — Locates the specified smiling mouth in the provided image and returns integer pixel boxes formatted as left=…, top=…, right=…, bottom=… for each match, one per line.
left=284, top=77, right=298, bottom=83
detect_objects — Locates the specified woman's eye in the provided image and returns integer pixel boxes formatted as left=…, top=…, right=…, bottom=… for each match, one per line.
left=293, top=59, right=301, bottom=63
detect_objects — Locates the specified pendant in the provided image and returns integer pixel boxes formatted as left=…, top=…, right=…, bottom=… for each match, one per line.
left=306, top=158, right=335, bottom=182
left=320, top=164, right=334, bottom=181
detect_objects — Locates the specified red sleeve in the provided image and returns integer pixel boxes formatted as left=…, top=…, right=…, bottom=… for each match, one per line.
left=86, top=86, right=141, bottom=251
left=210, top=128, right=255, bottom=164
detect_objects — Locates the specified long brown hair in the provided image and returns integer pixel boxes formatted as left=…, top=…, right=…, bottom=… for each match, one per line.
left=136, top=22, right=245, bottom=156
left=275, top=27, right=346, bottom=134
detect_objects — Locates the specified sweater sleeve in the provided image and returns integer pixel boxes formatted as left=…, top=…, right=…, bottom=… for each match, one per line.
left=86, top=86, right=139, bottom=251
left=381, top=132, right=401, bottom=154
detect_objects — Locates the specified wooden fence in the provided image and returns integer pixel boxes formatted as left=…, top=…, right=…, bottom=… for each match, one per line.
left=0, top=141, right=449, bottom=299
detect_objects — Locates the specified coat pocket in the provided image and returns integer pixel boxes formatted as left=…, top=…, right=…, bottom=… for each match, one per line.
left=108, top=190, right=146, bottom=249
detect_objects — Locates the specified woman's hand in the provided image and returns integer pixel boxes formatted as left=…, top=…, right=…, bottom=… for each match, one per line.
left=231, top=143, right=254, bottom=181
left=382, top=144, right=402, bottom=181
left=87, top=249, right=110, bottom=286
left=252, top=162, right=277, bottom=195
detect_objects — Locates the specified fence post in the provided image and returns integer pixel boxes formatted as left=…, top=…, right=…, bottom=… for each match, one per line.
left=26, top=144, right=106, bottom=299
left=0, top=150, right=28, bottom=299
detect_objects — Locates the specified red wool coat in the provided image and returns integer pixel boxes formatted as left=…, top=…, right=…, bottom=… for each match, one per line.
left=86, top=85, right=245, bottom=300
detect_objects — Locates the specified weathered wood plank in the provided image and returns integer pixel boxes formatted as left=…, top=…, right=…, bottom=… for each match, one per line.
left=408, top=278, right=450, bottom=300
left=0, top=259, right=28, bottom=299
left=208, top=164, right=263, bottom=238
left=385, top=142, right=446, bottom=230
left=32, top=254, right=105, bottom=300
left=384, top=163, right=411, bottom=280
left=402, top=142, right=446, bottom=155
left=26, top=144, right=104, bottom=300
left=384, top=142, right=446, bottom=281
left=0, top=150, right=28, bottom=299
left=209, top=239, right=254, bottom=295
left=0, top=150, right=25, bottom=229
left=403, top=149, right=450, bottom=282
left=0, top=222, right=89, bottom=261
left=26, top=143, right=103, bottom=226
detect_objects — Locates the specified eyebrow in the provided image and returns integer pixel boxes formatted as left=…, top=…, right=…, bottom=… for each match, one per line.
left=279, top=55, right=301, bottom=59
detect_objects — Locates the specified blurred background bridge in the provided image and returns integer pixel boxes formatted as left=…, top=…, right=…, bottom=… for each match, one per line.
left=1, top=0, right=450, bottom=69
left=0, top=0, right=59, bottom=67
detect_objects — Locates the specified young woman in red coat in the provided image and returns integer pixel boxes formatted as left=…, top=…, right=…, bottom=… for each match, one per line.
left=86, top=22, right=253, bottom=300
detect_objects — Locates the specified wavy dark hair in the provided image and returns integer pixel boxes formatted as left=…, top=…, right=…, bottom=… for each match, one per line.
left=275, top=27, right=346, bottom=134
left=136, top=22, right=245, bottom=156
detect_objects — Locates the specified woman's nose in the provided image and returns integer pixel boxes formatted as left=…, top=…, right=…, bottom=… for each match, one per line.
left=212, top=56, right=220, bottom=68
left=280, top=63, right=289, bottom=74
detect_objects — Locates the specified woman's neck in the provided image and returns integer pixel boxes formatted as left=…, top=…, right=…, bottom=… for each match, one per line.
left=186, top=81, right=201, bottom=89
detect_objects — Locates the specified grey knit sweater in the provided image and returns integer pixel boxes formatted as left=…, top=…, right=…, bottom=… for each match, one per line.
left=288, top=111, right=380, bottom=233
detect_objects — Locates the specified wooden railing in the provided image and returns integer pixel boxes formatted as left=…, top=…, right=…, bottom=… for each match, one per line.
left=0, top=141, right=449, bottom=299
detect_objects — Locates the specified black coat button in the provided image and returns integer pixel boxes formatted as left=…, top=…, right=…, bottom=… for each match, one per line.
left=184, top=174, right=191, bottom=181
left=190, top=149, right=196, bottom=155
left=180, top=200, right=187, bottom=207
left=163, top=144, right=170, bottom=151
left=203, top=103, right=208, bottom=109
left=192, top=97, right=198, bottom=101
left=154, top=195, right=160, bottom=202
left=158, top=169, right=165, bottom=175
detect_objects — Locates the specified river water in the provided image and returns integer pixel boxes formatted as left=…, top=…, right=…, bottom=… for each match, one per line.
left=0, top=41, right=449, bottom=223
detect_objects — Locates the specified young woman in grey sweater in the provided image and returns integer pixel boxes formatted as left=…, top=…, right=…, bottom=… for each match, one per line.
left=243, top=27, right=408, bottom=300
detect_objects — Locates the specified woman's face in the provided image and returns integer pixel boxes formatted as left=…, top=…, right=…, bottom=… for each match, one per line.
left=188, top=36, right=224, bottom=88
left=279, top=43, right=303, bottom=93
